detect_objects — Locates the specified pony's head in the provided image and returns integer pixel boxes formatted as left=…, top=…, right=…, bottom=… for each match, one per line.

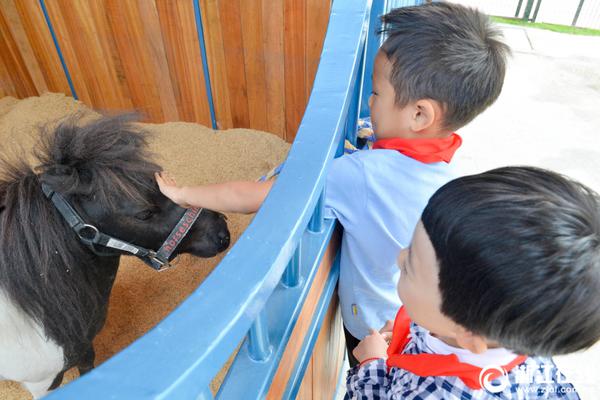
left=36, top=114, right=230, bottom=259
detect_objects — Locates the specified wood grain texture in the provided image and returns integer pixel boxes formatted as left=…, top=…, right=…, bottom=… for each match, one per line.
left=105, top=0, right=166, bottom=121
left=217, top=0, right=250, bottom=128
left=1, top=0, right=331, bottom=138
left=283, top=0, right=307, bottom=142
left=266, top=227, right=342, bottom=399
left=262, top=0, right=285, bottom=136
left=240, top=0, right=268, bottom=131
left=13, top=0, right=72, bottom=95
left=199, top=0, right=233, bottom=130
left=309, top=293, right=344, bottom=397
left=43, top=0, right=133, bottom=111
left=306, top=0, right=331, bottom=100
left=155, top=0, right=211, bottom=125
left=0, top=3, right=37, bottom=98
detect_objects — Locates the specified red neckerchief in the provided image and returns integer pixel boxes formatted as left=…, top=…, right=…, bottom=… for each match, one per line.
left=386, top=307, right=527, bottom=390
left=373, top=133, right=462, bottom=164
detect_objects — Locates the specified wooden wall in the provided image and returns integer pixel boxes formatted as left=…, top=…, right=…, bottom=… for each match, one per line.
left=0, top=0, right=331, bottom=142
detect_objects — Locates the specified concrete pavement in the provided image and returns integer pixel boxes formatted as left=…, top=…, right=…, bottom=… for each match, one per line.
left=457, top=25, right=600, bottom=400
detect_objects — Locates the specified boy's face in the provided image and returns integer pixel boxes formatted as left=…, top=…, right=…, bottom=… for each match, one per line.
left=369, top=51, right=416, bottom=139
left=397, top=221, right=457, bottom=338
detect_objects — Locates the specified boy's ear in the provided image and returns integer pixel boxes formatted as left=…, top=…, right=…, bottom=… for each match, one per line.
left=454, top=325, right=489, bottom=354
left=410, top=99, right=444, bottom=133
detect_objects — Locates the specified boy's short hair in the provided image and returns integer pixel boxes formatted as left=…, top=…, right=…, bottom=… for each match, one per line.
left=379, top=3, right=510, bottom=131
left=421, top=167, right=600, bottom=356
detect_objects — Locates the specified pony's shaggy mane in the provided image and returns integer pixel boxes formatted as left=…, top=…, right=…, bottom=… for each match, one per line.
left=35, top=114, right=161, bottom=210
left=0, top=114, right=160, bottom=362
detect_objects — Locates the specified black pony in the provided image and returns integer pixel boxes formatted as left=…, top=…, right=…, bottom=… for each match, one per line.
left=0, top=115, right=229, bottom=398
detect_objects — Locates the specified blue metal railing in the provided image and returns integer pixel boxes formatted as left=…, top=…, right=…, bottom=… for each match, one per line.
left=44, top=0, right=389, bottom=398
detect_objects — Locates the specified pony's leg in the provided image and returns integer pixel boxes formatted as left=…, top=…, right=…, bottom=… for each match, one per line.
left=78, top=345, right=96, bottom=376
left=21, top=376, right=55, bottom=399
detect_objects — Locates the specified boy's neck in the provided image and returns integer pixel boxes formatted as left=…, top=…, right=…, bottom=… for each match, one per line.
left=432, top=333, right=501, bottom=350
left=381, top=129, right=454, bottom=140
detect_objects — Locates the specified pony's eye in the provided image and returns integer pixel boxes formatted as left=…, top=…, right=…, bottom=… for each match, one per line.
left=134, top=209, right=154, bottom=221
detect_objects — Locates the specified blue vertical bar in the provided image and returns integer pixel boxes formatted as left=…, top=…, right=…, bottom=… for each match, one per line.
left=308, top=190, right=325, bottom=233
left=39, top=0, right=78, bottom=99
left=248, top=311, right=272, bottom=362
left=359, top=0, right=383, bottom=119
left=282, top=244, right=301, bottom=288
left=193, top=0, right=218, bottom=129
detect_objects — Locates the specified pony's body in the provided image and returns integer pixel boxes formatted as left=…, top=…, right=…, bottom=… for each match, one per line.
left=0, top=115, right=230, bottom=398
left=0, top=289, right=65, bottom=396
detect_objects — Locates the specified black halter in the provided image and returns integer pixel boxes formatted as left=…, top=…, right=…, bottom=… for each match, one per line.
left=41, top=183, right=202, bottom=271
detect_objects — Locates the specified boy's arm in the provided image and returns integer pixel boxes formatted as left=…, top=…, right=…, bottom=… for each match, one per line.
left=156, top=172, right=273, bottom=214
left=346, top=329, right=394, bottom=399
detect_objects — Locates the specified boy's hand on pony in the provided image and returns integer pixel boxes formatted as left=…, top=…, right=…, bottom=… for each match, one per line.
left=155, top=171, right=191, bottom=208
left=353, top=328, right=389, bottom=364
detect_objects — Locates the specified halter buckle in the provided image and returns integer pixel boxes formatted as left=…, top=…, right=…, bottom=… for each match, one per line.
left=148, top=251, right=171, bottom=271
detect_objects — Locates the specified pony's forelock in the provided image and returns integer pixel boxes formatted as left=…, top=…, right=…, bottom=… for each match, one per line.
left=35, top=114, right=161, bottom=209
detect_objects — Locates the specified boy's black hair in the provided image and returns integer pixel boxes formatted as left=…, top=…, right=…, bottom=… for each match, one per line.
left=379, top=3, right=510, bottom=131
left=422, top=166, right=600, bottom=356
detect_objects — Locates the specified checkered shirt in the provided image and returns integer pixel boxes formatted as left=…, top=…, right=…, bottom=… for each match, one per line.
left=345, top=323, right=580, bottom=399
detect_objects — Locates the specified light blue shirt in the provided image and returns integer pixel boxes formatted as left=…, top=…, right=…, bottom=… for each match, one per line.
left=324, top=149, right=457, bottom=339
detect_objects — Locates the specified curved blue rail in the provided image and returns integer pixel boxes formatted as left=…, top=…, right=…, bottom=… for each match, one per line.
left=44, top=0, right=398, bottom=398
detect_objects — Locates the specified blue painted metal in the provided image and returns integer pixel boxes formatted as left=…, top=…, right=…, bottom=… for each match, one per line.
left=284, top=255, right=340, bottom=400
left=193, top=0, right=218, bottom=129
left=282, top=245, right=302, bottom=288
left=38, top=0, right=78, bottom=100
left=44, top=0, right=377, bottom=398
left=197, top=386, right=214, bottom=400
left=307, top=190, right=325, bottom=233
left=386, top=0, right=425, bottom=9
left=359, top=0, right=387, bottom=119
left=217, top=221, right=337, bottom=399
left=248, top=311, right=272, bottom=362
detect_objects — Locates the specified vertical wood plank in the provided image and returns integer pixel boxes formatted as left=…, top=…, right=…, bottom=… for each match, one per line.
left=13, top=0, right=71, bottom=95
left=43, top=0, right=133, bottom=110
left=217, top=0, right=250, bottom=128
left=311, top=294, right=344, bottom=397
left=262, top=0, right=285, bottom=138
left=306, top=0, right=330, bottom=100
left=284, top=0, right=307, bottom=142
left=297, top=355, right=313, bottom=399
left=137, top=0, right=179, bottom=121
left=0, top=46, right=17, bottom=97
left=105, top=0, right=165, bottom=121
left=1, top=0, right=47, bottom=94
left=156, top=0, right=211, bottom=125
left=240, top=0, right=268, bottom=132
left=199, top=0, right=233, bottom=130
left=0, top=6, right=37, bottom=97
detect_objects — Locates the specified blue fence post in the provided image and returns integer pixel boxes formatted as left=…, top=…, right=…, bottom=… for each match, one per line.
left=282, top=244, right=302, bottom=288
left=248, top=311, right=272, bottom=362
left=308, top=190, right=325, bottom=233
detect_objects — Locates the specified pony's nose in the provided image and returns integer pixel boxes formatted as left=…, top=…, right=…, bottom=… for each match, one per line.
left=217, top=230, right=230, bottom=250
